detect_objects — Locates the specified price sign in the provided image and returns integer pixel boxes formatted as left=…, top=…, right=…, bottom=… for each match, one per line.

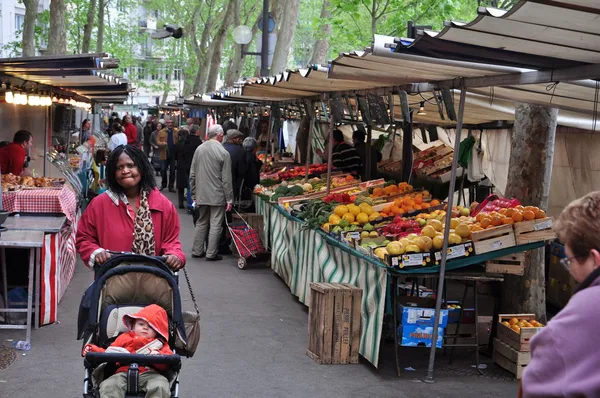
left=348, top=232, right=361, bottom=240
left=401, top=254, right=424, bottom=267
left=534, top=219, right=552, bottom=231
left=492, top=240, right=503, bottom=250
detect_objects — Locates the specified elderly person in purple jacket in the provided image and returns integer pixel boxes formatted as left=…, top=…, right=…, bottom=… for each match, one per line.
left=521, top=191, right=600, bottom=397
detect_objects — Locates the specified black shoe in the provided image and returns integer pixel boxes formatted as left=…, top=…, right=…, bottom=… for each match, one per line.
left=191, top=253, right=205, bottom=258
left=169, top=188, right=176, bottom=193
left=205, top=255, right=223, bottom=261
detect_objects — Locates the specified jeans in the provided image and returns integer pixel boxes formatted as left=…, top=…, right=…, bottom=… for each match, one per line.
left=186, top=180, right=193, bottom=208
left=160, top=154, right=176, bottom=189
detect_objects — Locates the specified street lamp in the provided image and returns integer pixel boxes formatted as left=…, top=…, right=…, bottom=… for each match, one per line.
left=233, top=0, right=273, bottom=77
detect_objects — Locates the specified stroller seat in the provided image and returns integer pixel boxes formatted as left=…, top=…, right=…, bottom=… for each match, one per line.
left=79, top=254, right=187, bottom=398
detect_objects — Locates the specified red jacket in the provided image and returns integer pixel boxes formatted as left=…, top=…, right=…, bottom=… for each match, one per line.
left=124, top=123, right=137, bottom=145
left=0, top=143, right=26, bottom=175
left=76, top=188, right=186, bottom=267
left=84, top=304, right=173, bottom=373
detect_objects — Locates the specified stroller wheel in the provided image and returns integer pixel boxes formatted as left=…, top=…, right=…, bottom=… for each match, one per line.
left=237, top=257, right=247, bottom=270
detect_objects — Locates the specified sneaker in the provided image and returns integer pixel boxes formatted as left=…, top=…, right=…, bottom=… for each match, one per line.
left=205, top=255, right=223, bottom=261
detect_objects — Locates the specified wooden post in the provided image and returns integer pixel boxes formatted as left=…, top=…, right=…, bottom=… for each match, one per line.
left=304, top=100, right=315, bottom=180
left=502, top=103, right=558, bottom=322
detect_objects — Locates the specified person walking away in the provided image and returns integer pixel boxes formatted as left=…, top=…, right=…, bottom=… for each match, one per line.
left=352, top=128, right=381, bottom=180
left=181, top=125, right=203, bottom=210
left=173, top=129, right=189, bottom=209
left=221, top=120, right=237, bottom=144
left=316, top=129, right=362, bottom=175
left=80, top=119, right=92, bottom=144
left=240, top=137, right=262, bottom=213
left=108, top=123, right=127, bottom=151
left=122, top=115, right=138, bottom=146
left=222, top=130, right=246, bottom=204
left=156, top=119, right=179, bottom=192
left=135, top=116, right=144, bottom=148
left=0, top=130, right=33, bottom=176
left=520, top=191, right=600, bottom=397
left=150, top=122, right=163, bottom=176
left=190, top=125, right=233, bottom=261
left=143, top=118, right=154, bottom=157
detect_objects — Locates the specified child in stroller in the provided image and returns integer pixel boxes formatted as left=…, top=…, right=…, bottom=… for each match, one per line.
left=83, top=304, right=173, bottom=398
left=79, top=254, right=192, bottom=398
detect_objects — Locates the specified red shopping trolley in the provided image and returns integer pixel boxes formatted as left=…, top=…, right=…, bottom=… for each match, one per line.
left=227, top=210, right=270, bottom=270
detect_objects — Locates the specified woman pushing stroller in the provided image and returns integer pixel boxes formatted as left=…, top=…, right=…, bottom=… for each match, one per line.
left=76, top=145, right=185, bottom=270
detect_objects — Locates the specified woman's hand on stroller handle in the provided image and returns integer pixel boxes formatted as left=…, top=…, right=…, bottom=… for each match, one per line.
left=94, top=250, right=112, bottom=266
left=164, top=254, right=183, bottom=270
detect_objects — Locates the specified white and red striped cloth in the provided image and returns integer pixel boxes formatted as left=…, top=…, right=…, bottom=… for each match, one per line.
left=2, top=186, right=78, bottom=221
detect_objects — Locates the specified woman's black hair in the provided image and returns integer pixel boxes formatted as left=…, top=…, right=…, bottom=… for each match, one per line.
left=82, top=119, right=90, bottom=129
left=94, top=149, right=107, bottom=164
left=105, top=145, right=156, bottom=194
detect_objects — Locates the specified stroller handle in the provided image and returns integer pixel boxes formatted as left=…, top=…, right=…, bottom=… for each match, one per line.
left=85, top=352, right=181, bottom=370
left=94, top=253, right=175, bottom=279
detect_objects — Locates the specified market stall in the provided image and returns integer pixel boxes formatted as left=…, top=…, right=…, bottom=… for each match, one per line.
left=0, top=53, right=130, bottom=329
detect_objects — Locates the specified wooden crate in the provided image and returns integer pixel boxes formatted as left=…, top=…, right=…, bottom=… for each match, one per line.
left=307, top=283, right=362, bottom=365
left=471, top=224, right=516, bottom=255
left=494, top=338, right=530, bottom=379
left=486, top=253, right=525, bottom=276
left=513, top=217, right=556, bottom=245
left=497, top=314, right=542, bottom=352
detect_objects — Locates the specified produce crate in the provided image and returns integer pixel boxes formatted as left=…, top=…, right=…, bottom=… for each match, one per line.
left=307, top=283, right=362, bottom=365
left=432, top=242, right=474, bottom=264
left=471, top=225, right=516, bottom=255
left=494, top=338, right=531, bottom=379
left=513, top=217, right=556, bottom=245
left=497, top=314, right=542, bottom=352
left=486, top=253, right=525, bottom=276
left=386, top=252, right=433, bottom=268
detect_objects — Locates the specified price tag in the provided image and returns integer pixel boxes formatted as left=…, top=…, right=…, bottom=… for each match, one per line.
left=449, top=245, right=466, bottom=259
left=402, top=254, right=424, bottom=267
left=391, top=256, right=399, bottom=267
left=492, top=240, right=503, bottom=250
left=534, top=219, right=552, bottom=231
left=348, top=232, right=361, bottom=240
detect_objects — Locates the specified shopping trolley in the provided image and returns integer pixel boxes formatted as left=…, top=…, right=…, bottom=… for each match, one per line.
left=226, top=210, right=270, bottom=270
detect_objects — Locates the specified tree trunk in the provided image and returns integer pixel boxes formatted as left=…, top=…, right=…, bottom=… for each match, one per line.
left=46, top=0, right=67, bottom=55
left=22, top=0, right=40, bottom=57
left=161, top=70, right=173, bottom=106
left=310, top=0, right=331, bottom=65
left=224, top=0, right=242, bottom=87
left=96, top=0, right=105, bottom=52
left=502, top=103, right=558, bottom=322
left=270, top=0, right=301, bottom=75
left=82, top=0, right=97, bottom=53
left=205, top=0, right=235, bottom=92
left=191, top=2, right=215, bottom=94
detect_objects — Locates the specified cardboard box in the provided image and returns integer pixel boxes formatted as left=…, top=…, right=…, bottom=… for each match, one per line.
left=398, top=325, right=444, bottom=348
left=398, top=297, right=449, bottom=328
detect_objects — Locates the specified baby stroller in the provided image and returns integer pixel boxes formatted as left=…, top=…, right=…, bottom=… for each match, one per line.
left=78, top=254, right=195, bottom=398
left=227, top=210, right=269, bottom=270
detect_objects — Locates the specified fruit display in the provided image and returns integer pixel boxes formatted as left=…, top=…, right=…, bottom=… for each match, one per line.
left=370, top=181, right=414, bottom=198
left=500, top=317, right=544, bottom=334
left=472, top=206, right=547, bottom=230
left=278, top=164, right=328, bottom=180
left=378, top=192, right=440, bottom=217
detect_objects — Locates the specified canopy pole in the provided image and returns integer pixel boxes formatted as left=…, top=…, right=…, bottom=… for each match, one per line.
left=304, top=100, right=315, bottom=180
left=326, top=95, right=334, bottom=195
left=425, top=85, right=467, bottom=383
left=261, top=104, right=274, bottom=173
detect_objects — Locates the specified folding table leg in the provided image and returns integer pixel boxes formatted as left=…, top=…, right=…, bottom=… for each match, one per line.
left=26, top=248, right=34, bottom=343
left=449, top=282, right=469, bottom=364
left=474, top=280, right=482, bottom=375
left=392, top=275, right=401, bottom=377
left=35, top=248, right=40, bottom=329
left=1, top=248, right=8, bottom=323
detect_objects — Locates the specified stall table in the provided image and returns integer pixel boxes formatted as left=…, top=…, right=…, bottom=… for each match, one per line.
left=254, top=194, right=546, bottom=369
left=2, top=186, right=79, bottom=326
left=0, top=231, right=44, bottom=343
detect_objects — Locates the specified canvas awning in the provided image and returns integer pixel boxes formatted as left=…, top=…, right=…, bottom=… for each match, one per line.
left=0, top=53, right=130, bottom=103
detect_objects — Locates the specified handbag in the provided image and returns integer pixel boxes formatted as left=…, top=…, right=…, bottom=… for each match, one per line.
left=175, top=267, right=201, bottom=357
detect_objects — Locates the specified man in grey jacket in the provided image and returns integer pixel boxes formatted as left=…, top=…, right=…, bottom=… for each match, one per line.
left=190, top=124, right=233, bottom=261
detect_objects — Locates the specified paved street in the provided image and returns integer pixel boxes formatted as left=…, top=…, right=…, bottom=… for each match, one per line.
left=0, top=192, right=518, bottom=397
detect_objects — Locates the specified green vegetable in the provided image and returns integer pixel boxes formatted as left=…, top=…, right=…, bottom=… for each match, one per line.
left=289, top=186, right=305, bottom=195
left=275, top=186, right=289, bottom=195
left=332, top=226, right=343, bottom=234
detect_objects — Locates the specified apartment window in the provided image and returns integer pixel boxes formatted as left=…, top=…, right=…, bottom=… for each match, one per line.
left=15, top=14, right=24, bottom=32
left=137, top=66, right=146, bottom=80
left=117, top=0, right=127, bottom=12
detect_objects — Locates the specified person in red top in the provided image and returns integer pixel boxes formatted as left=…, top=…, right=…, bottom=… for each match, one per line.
left=83, top=304, right=173, bottom=397
left=123, top=115, right=138, bottom=145
left=0, top=130, right=32, bottom=175
left=76, top=145, right=185, bottom=270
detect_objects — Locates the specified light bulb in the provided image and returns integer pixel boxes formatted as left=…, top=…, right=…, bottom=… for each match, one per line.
left=5, top=90, right=13, bottom=103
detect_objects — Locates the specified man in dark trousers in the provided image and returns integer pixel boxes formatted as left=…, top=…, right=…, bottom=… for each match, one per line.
left=143, top=118, right=154, bottom=156
left=222, top=129, right=246, bottom=203
left=353, top=128, right=382, bottom=180
left=176, top=125, right=202, bottom=209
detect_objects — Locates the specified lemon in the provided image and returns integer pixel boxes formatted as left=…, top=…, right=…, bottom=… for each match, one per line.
left=428, top=219, right=443, bottom=232
left=421, top=225, right=436, bottom=239
left=356, top=213, right=369, bottom=224
left=432, top=235, right=444, bottom=250
left=347, top=204, right=361, bottom=216
left=342, top=213, right=355, bottom=223
left=329, top=214, right=341, bottom=225
left=368, top=212, right=381, bottom=222
left=386, top=241, right=404, bottom=255
left=322, top=223, right=331, bottom=232
left=359, top=203, right=373, bottom=216
left=333, top=205, right=349, bottom=217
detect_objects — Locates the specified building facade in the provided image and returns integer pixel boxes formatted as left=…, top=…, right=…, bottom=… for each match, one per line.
left=0, top=0, right=50, bottom=57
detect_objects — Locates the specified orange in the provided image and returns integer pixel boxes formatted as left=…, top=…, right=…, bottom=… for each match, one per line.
left=535, top=209, right=546, bottom=219
left=524, top=206, right=537, bottom=213
left=391, top=205, right=402, bottom=215
left=523, top=210, right=535, bottom=221
left=515, top=205, right=524, bottom=211
left=405, top=206, right=415, bottom=213
left=480, top=218, right=492, bottom=229
left=346, top=175, right=354, bottom=181
left=491, top=216, right=503, bottom=226
left=512, top=211, right=523, bottom=223
left=430, top=199, right=441, bottom=207
left=413, top=204, right=422, bottom=210
left=406, top=199, right=416, bottom=207
left=382, top=205, right=392, bottom=214
left=422, top=190, right=430, bottom=198
left=373, top=187, right=384, bottom=197
left=421, top=202, right=430, bottom=209
left=498, top=208, right=508, bottom=216
left=414, top=195, right=423, bottom=205
left=505, top=208, right=515, bottom=217
left=476, top=213, right=485, bottom=223
left=502, top=217, right=515, bottom=225
left=509, top=318, right=519, bottom=326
